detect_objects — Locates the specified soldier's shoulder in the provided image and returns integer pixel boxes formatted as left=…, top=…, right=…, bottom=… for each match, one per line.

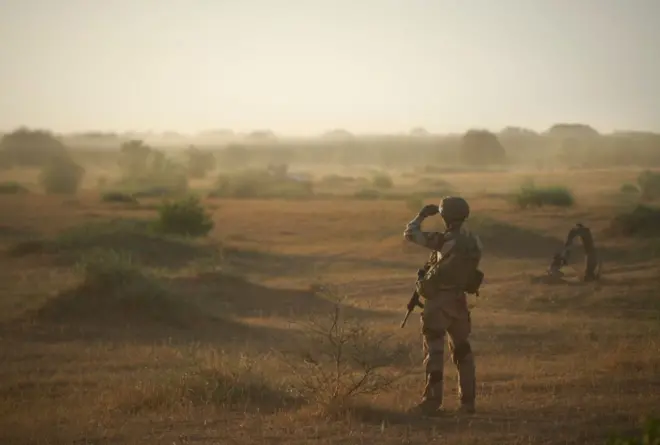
left=460, top=226, right=483, bottom=249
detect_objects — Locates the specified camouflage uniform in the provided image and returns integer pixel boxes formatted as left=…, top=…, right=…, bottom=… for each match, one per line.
left=403, top=197, right=482, bottom=415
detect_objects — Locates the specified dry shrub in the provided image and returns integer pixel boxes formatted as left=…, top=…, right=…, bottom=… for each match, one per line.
left=279, top=288, right=413, bottom=418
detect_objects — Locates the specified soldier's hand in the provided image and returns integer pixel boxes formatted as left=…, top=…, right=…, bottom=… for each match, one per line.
left=419, top=204, right=440, bottom=218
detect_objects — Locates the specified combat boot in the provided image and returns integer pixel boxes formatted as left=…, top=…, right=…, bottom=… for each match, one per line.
left=456, top=402, right=475, bottom=414
left=408, top=371, right=444, bottom=417
left=407, top=399, right=444, bottom=417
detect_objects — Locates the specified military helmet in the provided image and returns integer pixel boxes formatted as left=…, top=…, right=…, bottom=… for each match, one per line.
left=439, top=196, right=470, bottom=222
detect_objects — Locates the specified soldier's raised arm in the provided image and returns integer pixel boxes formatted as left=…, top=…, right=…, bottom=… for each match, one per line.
left=403, top=204, right=446, bottom=251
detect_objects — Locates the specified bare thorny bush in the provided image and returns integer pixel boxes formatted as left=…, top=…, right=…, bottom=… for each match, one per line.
left=279, top=285, right=415, bottom=418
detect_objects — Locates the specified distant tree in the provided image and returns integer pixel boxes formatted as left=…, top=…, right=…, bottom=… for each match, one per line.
left=546, top=123, right=600, bottom=139
left=39, top=156, right=85, bottom=194
left=247, top=130, right=277, bottom=142
left=459, top=129, right=507, bottom=165
left=186, top=145, right=217, bottom=178
left=500, top=126, right=539, bottom=138
left=323, top=129, right=355, bottom=140
left=410, top=127, right=430, bottom=137
left=118, top=140, right=152, bottom=177
left=0, top=127, right=68, bottom=167
left=219, top=144, right=251, bottom=169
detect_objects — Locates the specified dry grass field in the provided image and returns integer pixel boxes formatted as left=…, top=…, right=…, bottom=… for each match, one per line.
left=1, top=166, right=659, bottom=445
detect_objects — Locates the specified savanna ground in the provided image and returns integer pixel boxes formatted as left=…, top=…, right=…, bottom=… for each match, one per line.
left=1, top=164, right=659, bottom=445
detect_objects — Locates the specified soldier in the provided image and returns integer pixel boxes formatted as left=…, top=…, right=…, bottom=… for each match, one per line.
left=403, top=196, right=482, bottom=415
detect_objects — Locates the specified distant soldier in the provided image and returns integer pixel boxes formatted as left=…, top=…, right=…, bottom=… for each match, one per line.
left=403, top=196, right=482, bottom=415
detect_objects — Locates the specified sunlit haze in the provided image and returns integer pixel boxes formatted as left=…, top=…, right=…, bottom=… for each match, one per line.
left=1, top=0, right=659, bottom=135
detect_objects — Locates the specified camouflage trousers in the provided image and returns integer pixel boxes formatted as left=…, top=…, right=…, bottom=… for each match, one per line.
left=420, top=290, right=476, bottom=408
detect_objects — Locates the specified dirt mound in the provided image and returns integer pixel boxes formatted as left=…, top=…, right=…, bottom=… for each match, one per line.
left=33, top=267, right=201, bottom=330
left=470, top=216, right=564, bottom=259
left=7, top=219, right=219, bottom=269
left=167, top=271, right=388, bottom=320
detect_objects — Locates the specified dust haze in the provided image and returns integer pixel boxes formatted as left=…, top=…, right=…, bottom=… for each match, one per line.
left=1, top=1, right=660, bottom=444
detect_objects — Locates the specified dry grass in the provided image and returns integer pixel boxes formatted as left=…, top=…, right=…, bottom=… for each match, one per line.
left=0, top=166, right=659, bottom=444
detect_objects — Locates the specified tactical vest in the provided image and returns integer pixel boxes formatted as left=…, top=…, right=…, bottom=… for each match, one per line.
left=417, top=229, right=482, bottom=299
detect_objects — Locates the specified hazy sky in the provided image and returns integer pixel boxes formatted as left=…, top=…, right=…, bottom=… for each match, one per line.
left=1, top=0, right=658, bottom=135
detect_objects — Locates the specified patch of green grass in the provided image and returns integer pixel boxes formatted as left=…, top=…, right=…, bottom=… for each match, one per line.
left=606, top=416, right=659, bottom=445
left=620, top=183, right=640, bottom=194
left=515, top=182, right=575, bottom=209
left=0, top=181, right=29, bottom=194
left=209, top=169, right=314, bottom=199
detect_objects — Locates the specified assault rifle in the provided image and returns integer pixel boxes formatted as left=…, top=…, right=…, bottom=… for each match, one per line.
left=399, top=267, right=428, bottom=328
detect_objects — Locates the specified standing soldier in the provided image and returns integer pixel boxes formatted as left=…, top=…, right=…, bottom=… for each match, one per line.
left=403, top=196, right=482, bottom=415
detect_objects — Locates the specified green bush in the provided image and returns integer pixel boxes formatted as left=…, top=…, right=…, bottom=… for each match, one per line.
left=156, top=196, right=214, bottom=237
left=637, top=170, right=660, bottom=200
left=607, top=416, right=659, bottom=445
left=620, top=183, right=640, bottom=194
left=209, top=169, right=314, bottom=199
left=0, top=181, right=29, bottom=194
left=371, top=173, right=393, bottom=189
left=38, top=156, right=85, bottom=194
left=515, top=182, right=575, bottom=209
left=609, top=205, right=660, bottom=237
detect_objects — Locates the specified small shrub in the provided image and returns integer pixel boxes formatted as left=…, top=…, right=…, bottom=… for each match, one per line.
left=66, top=248, right=196, bottom=326
left=371, top=173, right=393, bottom=189
left=0, top=181, right=29, bottom=194
left=353, top=188, right=381, bottom=200
left=638, top=170, right=660, bottom=200
left=76, top=248, right=144, bottom=289
left=209, top=169, right=314, bottom=199
left=101, top=191, right=138, bottom=204
left=515, top=183, right=575, bottom=209
left=280, top=291, right=412, bottom=418
left=620, top=183, right=639, bottom=194
left=38, top=156, right=85, bottom=194
left=607, top=416, right=659, bottom=445
left=156, top=196, right=214, bottom=237
left=609, top=205, right=660, bottom=237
